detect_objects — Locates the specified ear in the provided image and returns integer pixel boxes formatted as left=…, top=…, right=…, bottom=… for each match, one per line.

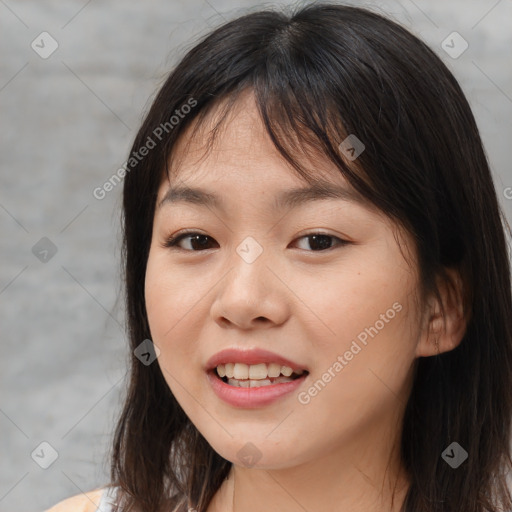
left=415, top=268, right=468, bottom=358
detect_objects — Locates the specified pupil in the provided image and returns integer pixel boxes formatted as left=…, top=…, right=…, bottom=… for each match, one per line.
left=310, top=235, right=331, bottom=250
left=191, top=235, right=210, bottom=250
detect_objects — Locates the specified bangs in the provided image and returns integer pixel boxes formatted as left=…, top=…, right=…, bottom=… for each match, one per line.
left=162, top=81, right=380, bottom=213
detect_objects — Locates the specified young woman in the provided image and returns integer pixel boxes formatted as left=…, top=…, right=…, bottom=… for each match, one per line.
left=46, top=3, right=512, bottom=512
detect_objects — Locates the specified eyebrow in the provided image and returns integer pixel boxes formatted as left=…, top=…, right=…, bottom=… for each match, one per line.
left=157, top=181, right=368, bottom=212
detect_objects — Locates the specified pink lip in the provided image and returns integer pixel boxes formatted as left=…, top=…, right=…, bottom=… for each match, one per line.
left=206, top=370, right=308, bottom=408
left=205, top=348, right=308, bottom=373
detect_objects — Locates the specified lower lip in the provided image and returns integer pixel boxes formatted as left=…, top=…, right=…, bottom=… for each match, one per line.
left=207, top=370, right=308, bottom=408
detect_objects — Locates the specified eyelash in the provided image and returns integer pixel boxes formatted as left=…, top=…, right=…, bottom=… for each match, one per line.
left=162, top=231, right=349, bottom=253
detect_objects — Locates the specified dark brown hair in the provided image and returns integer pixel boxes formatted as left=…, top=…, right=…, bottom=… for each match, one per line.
left=110, top=3, right=512, bottom=511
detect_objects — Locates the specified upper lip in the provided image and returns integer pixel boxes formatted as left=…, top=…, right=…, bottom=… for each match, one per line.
left=205, top=348, right=308, bottom=374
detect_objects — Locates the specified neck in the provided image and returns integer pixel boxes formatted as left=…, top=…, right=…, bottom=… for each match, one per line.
left=212, top=422, right=410, bottom=512
left=231, top=459, right=408, bottom=512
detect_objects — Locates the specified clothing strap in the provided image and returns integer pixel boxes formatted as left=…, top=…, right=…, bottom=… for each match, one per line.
left=95, top=487, right=118, bottom=512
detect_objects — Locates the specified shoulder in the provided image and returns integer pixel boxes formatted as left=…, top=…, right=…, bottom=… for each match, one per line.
left=44, top=488, right=106, bottom=512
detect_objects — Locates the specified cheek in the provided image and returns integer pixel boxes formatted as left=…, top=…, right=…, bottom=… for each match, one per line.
left=297, top=299, right=417, bottom=443
left=294, top=249, right=419, bottom=402
left=145, top=255, right=186, bottom=368
left=145, top=255, right=172, bottom=336
left=144, top=252, right=198, bottom=336
left=292, top=252, right=415, bottom=346
left=144, top=251, right=207, bottom=387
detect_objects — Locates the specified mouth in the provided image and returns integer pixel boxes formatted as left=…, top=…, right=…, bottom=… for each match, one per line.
left=209, top=363, right=309, bottom=388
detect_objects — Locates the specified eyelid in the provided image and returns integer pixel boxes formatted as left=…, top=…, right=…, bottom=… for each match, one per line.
left=161, top=230, right=217, bottom=251
left=161, top=229, right=350, bottom=252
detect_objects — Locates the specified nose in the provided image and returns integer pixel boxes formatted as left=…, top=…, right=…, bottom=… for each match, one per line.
left=210, top=245, right=290, bottom=330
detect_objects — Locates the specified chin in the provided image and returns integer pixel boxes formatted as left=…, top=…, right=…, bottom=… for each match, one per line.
left=205, top=436, right=304, bottom=470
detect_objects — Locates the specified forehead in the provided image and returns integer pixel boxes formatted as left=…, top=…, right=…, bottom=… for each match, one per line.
left=168, top=91, right=287, bottom=181
left=159, top=90, right=366, bottom=206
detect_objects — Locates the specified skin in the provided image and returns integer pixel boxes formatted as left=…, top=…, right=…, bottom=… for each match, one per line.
left=144, top=90, right=466, bottom=512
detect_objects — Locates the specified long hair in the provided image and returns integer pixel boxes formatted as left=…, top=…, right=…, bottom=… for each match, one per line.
left=111, top=3, right=512, bottom=511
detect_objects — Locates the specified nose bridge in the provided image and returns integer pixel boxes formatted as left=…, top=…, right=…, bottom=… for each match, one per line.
left=227, top=235, right=269, bottom=298
left=211, top=234, right=288, bottom=327
left=235, top=235, right=266, bottom=266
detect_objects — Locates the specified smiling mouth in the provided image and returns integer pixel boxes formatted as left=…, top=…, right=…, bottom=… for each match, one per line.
left=211, top=365, right=309, bottom=388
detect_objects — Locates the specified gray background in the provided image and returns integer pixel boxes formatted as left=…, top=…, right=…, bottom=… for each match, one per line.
left=1, top=0, right=511, bottom=510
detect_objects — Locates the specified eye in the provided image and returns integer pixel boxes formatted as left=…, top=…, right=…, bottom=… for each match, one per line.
left=162, top=231, right=349, bottom=252
left=293, top=233, right=349, bottom=251
left=162, top=232, right=218, bottom=251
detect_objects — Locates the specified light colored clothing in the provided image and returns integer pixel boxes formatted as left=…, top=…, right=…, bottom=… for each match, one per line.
left=45, top=487, right=117, bottom=512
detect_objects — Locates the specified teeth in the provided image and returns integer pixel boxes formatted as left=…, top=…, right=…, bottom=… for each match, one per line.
left=227, top=377, right=294, bottom=387
left=268, top=363, right=282, bottom=378
left=249, top=363, right=268, bottom=380
left=216, top=362, right=304, bottom=380
left=225, top=363, right=235, bottom=379
left=281, top=366, right=293, bottom=377
left=233, top=363, right=249, bottom=380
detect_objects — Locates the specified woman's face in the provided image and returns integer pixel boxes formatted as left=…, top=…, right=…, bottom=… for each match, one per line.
left=145, top=91, right=427, bottom=471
